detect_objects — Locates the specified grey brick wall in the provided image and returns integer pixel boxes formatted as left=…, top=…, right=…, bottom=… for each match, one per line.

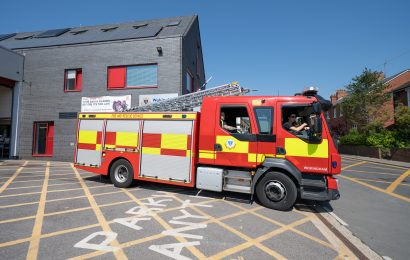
left=182, top=18, right=206, bottom=94
left=17, top=37, right=185, bottom=161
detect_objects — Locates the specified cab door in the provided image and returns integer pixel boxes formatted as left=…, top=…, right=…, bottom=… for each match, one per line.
left=214, top=103, right=258, bottom=168
left=276, top=102, right=330, bottom=174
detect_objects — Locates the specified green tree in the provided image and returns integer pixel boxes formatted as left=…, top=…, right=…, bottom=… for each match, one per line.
left=341, top=68, right=390, bottom=131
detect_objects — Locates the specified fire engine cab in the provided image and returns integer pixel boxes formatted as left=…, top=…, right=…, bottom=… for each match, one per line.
left=75, top=83, right=340, bottom=210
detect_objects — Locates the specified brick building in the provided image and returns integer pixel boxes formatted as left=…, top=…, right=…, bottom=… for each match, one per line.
left=0, top=15, right=205, bottom=161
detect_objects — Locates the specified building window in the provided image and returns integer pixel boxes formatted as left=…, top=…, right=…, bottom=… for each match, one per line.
left=186, top=71, right=194, bottom=93
left=64, top=69, right=82, bottom=92
left=33, top=122, right=54, bottom=156
left=333, top=108, right=337, bottom=118
left=325, top=111, right=330, bottom=120
left=339, top=106, right=343, bottom=117
left=107, top=64, right=157, bottom=89
left=406, top=87, right=410, bottom=107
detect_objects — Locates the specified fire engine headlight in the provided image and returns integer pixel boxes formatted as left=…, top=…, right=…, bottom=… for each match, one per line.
left=332, top=161, right=337, bottom=169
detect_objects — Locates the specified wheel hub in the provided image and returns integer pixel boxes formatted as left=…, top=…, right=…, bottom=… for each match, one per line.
left=265, top=181, right=286, bottom=202
left=115, top=165, right=128, bottom=183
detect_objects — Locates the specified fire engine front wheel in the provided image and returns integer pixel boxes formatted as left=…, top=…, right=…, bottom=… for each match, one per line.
left=256, top=172, right=297, bottom=211
left=110, top=159, right=134, bottom=188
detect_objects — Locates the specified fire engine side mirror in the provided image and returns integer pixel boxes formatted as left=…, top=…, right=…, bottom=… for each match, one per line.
left=309, top=116, right=323, bottom=143
left=312, top=102, right=322, bottom=114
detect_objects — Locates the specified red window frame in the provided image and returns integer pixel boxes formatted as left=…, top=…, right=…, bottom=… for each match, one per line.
left=107, top=64, right=158, bottom=90
left=32, top=121, right=54, bottom=157
left=64, top=69, right=82, bottom=92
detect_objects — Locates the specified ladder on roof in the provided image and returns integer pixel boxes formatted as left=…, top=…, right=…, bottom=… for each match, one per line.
left=127, top=82, right=249, bottom=112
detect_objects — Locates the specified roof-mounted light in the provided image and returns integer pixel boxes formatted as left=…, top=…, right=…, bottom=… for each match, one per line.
left=302, top=86, right=319, bottom=96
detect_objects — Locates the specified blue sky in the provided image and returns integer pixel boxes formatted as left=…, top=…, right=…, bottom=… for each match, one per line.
left=1, top=0, right=409, bottom=99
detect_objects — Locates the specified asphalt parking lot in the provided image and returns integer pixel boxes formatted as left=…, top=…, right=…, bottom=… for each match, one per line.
left=0, top=160, right=362, bottom=260
left=329, top=156, right=410, bottom=260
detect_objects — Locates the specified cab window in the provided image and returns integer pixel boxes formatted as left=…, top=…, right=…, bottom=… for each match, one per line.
left=282, top=105, right=319, bottom=140
left=254, top=107, right=273, bottom=135
left=220, top=106, right=251, bottom=134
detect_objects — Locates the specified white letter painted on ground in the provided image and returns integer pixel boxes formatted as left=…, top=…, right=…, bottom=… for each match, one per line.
left=162, top=220, right=207, bottom=239
left=149, top=241, right=200, bottom=260
left=173, top=209, right=208, bottom=220
left=114, top=216, right=151, bottom=231
left=74, top=231, right=118, bottom=251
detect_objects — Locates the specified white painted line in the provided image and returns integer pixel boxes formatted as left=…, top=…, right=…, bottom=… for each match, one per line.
left=195, top=189, right=202, bottom=196
left=322, top=206, right=349, bottom=226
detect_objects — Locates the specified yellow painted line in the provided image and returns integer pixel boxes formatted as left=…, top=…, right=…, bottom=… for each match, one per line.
left=354, top=177, right=410, bottom=187
left=71, top=164, right=128, bottom=260
left=0, top=161, right=28, bottom=193
left=339, top=175, right=410, bottom=202
left=209, top=217, right=311, bottom=259
left=69, top=199, right=247, bottom=260
left=341, top=161, right=366, bottom=170
left=226, top=200, right=333, bottom=249
left=120, top=189, right=207, bottom=259
left=27, top=161, right=50, bottom=260
left=342, top=157, right=408, bottom=169
left=344, top=169, right=401, bottom=176
left=386, top=168, right=410, bottom=193
left=176, top=197, right=286, bottom=260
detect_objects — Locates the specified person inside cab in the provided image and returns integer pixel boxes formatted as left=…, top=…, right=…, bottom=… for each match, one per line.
left=220, top=112, right=237, bottom=132
left=283, top=113, right=309, bottom=134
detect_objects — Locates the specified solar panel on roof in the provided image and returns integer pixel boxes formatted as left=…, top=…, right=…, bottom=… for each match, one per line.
left=15, top=34, right=34, bottom=40
left=70, top=29, right=88, bottom=35
left=35, top=28, right=70, bottom=38
left=133, top=23, right=148, bottom=29
left=167, top=20, right=181, bottom=27
left=0, top=33, right=16, bottom=41
left=101, top=27, right=118, bottom=32
left=131, top=25, right=163, bottom=38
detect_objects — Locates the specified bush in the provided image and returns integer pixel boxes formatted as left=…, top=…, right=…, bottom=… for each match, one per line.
left=340, top=129, right=366, bottom=145
left=366, top=131, right=395, bottom=148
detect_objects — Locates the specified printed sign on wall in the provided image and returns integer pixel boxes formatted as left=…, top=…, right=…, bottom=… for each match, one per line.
left=138, top=93, right=178, bottom=106
left=81, top=95, right=131, bottom=112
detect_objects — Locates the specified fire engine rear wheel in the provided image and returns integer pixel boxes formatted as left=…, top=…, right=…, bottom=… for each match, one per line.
left=110, top=159, right=134, bottom=188
left=256, top=172, right=297, bottom=211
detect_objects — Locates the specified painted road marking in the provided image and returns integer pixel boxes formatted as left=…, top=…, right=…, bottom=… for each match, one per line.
left=341, top=161, right=410, bottom=202
left=0, top=161, right=28, bottom=193
left=322, top=206, right=349, bottom=226
left=26, top=161, right=50, bottom=260
left=340, top=175, right=410, bottom=202
left=71, top=164, right=128, bottom=259
left=386, top=168, right=410, bottom=193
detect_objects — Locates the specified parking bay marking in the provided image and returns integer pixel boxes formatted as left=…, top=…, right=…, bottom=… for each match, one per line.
left=386, top=168, right=410, bottom=193
left=0, top=161, right=28, bottom=193
left=71, top=164, right=128, bottom=260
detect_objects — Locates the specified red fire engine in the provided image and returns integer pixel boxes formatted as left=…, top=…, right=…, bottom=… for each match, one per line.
left=74, top=83, right=340, bottom=210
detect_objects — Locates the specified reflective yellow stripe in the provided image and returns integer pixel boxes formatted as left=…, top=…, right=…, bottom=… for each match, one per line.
left=199, top=152, right=215, bottom=159
left=248, top=153, right=265, bottom=163
left=78, top=130, right=97, bottom=144
left=142, top=147, right=161, bottom=155
left=285, top=138, right=328, bottom=158
left=116, top=132, right=138, bottom=147
left=79, top=113, right=197, bottom=119
left=161, top=134, right=187, bottom=150
left=186, top=150, right=191, bottom=157
left=95, top=144, right=102, bottom=151
left=216, top=135, right=249, bottom=153
left=105, top=144, right=116, bottom=149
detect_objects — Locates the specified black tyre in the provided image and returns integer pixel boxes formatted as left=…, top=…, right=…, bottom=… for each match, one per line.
left=110, top=159, right=134, bottom=188
left=256, top=172, right=297, bottom=211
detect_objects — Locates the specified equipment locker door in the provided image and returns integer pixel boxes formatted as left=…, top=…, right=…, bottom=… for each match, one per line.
left=140, top=120, right=193, bottom=182
left=76, top=120, right=104, bottom=167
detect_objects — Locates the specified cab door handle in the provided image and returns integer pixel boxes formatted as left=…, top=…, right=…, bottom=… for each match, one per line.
left=214, top=144, right=223, bottom=151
